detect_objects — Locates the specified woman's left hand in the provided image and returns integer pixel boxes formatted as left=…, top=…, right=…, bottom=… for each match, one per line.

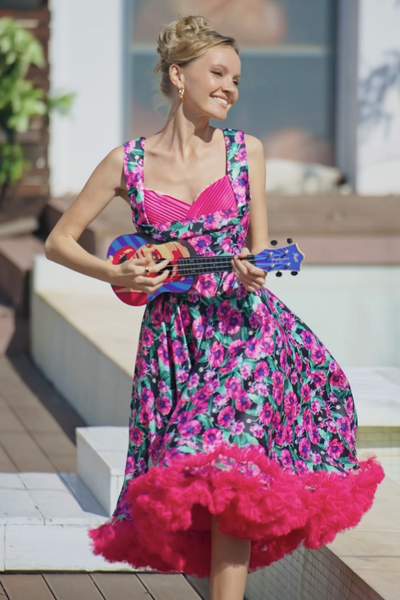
left=231, top=247, right=267, bottom=292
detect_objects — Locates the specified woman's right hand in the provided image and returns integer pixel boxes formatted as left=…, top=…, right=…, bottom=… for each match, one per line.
left=108, top=255, right=170, bottom=294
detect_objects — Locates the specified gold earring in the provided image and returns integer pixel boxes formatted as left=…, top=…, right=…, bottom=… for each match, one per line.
left=178, top=88, right=185, bottom=101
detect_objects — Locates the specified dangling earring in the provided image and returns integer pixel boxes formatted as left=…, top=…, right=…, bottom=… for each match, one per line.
left=178, top=88, right=185, bottom=101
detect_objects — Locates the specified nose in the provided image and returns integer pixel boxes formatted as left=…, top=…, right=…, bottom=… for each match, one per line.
left=222, top=78, right=238, bottom=97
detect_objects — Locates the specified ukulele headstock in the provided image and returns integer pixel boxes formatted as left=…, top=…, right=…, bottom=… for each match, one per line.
left=255, top=238, right=305, bottom=276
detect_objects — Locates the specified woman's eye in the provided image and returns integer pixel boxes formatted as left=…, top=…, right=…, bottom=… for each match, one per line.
left=212, top=71, right=222, bottom=76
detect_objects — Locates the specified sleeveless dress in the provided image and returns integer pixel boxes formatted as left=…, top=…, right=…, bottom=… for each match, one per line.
left=88, top=128, right=384, bottom=577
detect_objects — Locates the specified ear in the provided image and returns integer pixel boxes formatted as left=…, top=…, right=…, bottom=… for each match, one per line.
left=169, top=63, right=185, bottom=91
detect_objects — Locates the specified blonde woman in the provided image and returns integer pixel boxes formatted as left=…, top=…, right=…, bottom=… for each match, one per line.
left=45, top=16, right=383, bottom=600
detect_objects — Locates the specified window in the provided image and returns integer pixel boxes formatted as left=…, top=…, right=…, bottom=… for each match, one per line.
left=125, top=0, right=337, bottom=165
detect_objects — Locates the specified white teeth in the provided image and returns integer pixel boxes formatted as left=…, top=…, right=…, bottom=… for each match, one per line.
left=212, top=96, right=228, bottom=107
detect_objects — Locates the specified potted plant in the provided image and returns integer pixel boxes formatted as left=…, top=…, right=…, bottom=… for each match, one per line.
left=0, top=16, right=75, bottom=229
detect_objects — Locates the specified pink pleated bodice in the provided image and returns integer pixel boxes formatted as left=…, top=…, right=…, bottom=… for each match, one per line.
left=143, top=174, right=236, bottom=224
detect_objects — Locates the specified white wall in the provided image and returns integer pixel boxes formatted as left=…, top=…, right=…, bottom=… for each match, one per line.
left=48, top=0, right=125, bottom=197
left=357, top=0, right=400, bottom=194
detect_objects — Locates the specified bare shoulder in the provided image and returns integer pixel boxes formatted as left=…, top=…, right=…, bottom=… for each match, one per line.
left=244, top=133, right=265, bottom=159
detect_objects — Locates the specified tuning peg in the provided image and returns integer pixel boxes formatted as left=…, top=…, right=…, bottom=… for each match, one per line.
left=290, top=271, right=298, bottom=276
left=275, top=271, right=282, bottom=277
left=270, top=240, right=278, bottom=246
left=287, top=238, right=293, bottom=244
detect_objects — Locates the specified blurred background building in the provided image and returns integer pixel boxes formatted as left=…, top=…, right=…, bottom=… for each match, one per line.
left=44, top=0, right=400, bottom=197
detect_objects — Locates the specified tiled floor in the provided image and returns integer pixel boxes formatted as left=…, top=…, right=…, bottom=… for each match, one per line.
left=0, top=353, right=204, bottom=599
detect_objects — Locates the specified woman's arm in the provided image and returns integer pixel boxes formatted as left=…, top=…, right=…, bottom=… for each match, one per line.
left=231, top=133, right=269, bottom=292
left=44, top=146, right=170, bottom=292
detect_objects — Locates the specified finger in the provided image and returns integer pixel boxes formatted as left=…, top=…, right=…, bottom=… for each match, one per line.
left=232, top=256, right=249, bottom=276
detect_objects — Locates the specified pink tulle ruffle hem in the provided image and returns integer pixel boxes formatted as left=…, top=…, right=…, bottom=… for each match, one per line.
left=87, top=443, right=384, bottom=577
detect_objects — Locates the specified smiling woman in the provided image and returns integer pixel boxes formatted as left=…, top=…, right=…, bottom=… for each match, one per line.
left=43, top=13, right=383, bottom=600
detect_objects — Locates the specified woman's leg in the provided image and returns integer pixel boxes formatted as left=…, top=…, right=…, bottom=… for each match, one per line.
left=209, top=514, right=251, bottom=600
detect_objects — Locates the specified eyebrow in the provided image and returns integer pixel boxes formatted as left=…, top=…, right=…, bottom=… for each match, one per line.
left=212, top=63, right=241, bottom=79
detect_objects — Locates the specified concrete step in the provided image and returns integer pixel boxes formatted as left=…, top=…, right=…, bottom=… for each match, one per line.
left=0, top=472, right=135, bottom=572
left=0, top=235, right=44, bottom=316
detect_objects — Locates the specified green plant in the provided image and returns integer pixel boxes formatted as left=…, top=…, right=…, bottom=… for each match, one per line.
left=0, top=16, right=75, bottom=210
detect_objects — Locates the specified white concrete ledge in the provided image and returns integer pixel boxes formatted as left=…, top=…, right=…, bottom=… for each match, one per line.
left=0, top=473, right=135, bottom=571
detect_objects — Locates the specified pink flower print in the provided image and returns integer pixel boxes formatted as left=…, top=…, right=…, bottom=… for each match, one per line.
left=279, top=311, right=295, bottom=331
left=260, top=402, right=274, bottom=425
left=250, top=423, right=264, bottom=438
left=301, top=330, right=315, bottom=350
left=310, top=399, right=321, bottom=414
left=254, top=360, right=270, bottom=381
left=187, top=374, right=200, bottom=390
left=310, top=370, right=327, bottom=389
left=203, top=428, right=223, bottom=448
left=294, top=460, right=309, bottom=474
left=192, top=316, right=207, bottom=339
left=193, top=384, right=211, bottom=406
left=155, top=412, right=163, bottom=429
left=139, top=406, right=154, bottom=427
left=209, top=341, right=225, bottom=368
left=275, top=424, right=285, bottom=445
left=156, top=395, right=172, bottom=416
left=295, top=354, right=303, bottom=373
left=326, top=420, right=338, bottom=434
left=149, top=359, right=159, bottom=376
left=284, top=392, right=300, bottom=417
left=221, top=237, right=235, bottom=253
left=217, top=405, right=235, bottom=427
left=220, top=307, right=242, bottom=335
left=309, top=426, right=320, bottom=444
left=240, top=363, right=253, bottom=379
left=140, top=387, right=154, bottom=407
left=337, top=416, right=352, bottom=440
left=138, top=457, right=147, bottom=475
left=163, top=303, right=174, bottom=323
left=285, top=410, right=295, bottom=426
left=235, top=389, right=252, bottom=411
left=188, top=289, right=200, bottom=303
left=327, top=439, right=344, bottom=459
left=271, top=411, right=281, bottom=429
left=136, top=357, right=147, bottom=377
left=142, top=327, right=154, bottom=347
left=176, top=368, right=188, bottom=383
left=272, top=371, right=283, bottom=386
left=151, top=306, right=164, bottom=328
left=290, top=370, right=298, bottom=385
left=245, top=336, right=263, bottom=359
left=220, top=356, right=238, bottom=375
left=180, top=305, right=191, bottom=332
left=222, top=272, right=237, bottom=295
left=302, top=409, right=313, bottom=431
left=272, top=384, right=283, bottom=406
left=260, top=336, right=274, bottom=356
left=158, top=380, right=169, bottom=393
left=197, top=274, right=218, bottom=296
left=301, top=383, right=312, bottom=403
left=125, top=455, right=135, bottom=475
left=228, top=339, right=246, bottom=355
left=280, top=448, right=293, bottom=467
left=299, top=437, right=311, bottom=458
left=311, top=343, right=326, bottom=365
left=295, top=424, right=305, bottom=437
left=280, top=349, right=288, bottom=370
left=174, top=315, right=184, bottom=337
left=217, top=300, right=231, bottom=319
left=312, top=452, right=322, bottom=465
left=203, top=213, right=222, bottom=231
left=157, top=343, right=169, bottom=366
left=214, top=393, right=229, bottom=407
left=129, top=426, right=143, bottom=446
left=329, top=369, right=349, bottom=389
left=204, top=369, right=217, bottom=381
left=230, top=420, right=245, bottom=436
left=283, top=425, right=293, bottom=444
left=172, top=340, right=187, bottom=365
left=226, top=376, right=242, bottom=399
left=234, top=130, right=243, bottom=144
left=179, top=419, right=202, bottom=437
left=192, top=234, right=212, bottom=254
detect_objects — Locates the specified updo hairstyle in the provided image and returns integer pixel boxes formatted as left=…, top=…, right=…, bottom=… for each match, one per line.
left=153, top=15, right=239, bottom=98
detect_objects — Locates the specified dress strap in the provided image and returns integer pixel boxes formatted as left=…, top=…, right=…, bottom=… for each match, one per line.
left=222, top=128, right=251, bottom=209
left=123, top=137, right=147, bottom=227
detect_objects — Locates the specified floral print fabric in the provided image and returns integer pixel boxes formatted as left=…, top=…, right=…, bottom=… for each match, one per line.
left=88, top=129, right=384, bottom=576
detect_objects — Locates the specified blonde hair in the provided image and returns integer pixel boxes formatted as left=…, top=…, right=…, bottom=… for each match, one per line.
left=153, top=15, right=239, bottom=98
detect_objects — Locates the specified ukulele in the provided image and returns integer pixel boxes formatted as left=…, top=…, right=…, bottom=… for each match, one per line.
left=107, top=233, right=305, bottom=306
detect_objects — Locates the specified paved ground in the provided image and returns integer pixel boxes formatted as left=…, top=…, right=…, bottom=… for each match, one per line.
left=0, top=353, right=205, bottom=599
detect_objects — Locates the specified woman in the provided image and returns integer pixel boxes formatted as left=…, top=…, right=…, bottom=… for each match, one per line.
left=45, top=16, right=384, bottom=600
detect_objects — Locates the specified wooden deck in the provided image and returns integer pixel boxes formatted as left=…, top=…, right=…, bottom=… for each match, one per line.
left=0, top=353, right=205, bottom=599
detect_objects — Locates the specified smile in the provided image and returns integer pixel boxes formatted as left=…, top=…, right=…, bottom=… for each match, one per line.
left=211, top=96, right=228, bottom=108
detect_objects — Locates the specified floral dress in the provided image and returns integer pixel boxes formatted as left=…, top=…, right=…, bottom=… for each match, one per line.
left=88, top=128, right=384, bottom=577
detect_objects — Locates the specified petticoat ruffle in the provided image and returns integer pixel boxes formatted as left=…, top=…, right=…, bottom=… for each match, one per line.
left=87, top=442, right=384, bottom=577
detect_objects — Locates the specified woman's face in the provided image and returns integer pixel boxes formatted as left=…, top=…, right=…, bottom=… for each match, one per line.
left=178, top=45, right=241, bottom=120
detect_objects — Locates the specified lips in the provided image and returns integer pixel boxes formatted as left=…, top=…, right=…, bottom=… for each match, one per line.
left=211, top=95, right=228, bottom=108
